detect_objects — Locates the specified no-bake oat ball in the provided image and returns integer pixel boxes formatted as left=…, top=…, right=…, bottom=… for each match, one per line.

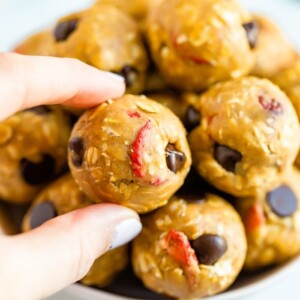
left=188, top=77, right=300, bottom=197
left=236, top=167, right=300, bottom=271
left=147, top=0, right=256, bottom=91
left=68, top=94, right=191, bottom=214
left=52, top=4, right=148, bottom=94
left=0, top=106, right=71, bottom=203
left=132, top=194, right=247, bottom=299
left=22, top=173, right=128, bottom=287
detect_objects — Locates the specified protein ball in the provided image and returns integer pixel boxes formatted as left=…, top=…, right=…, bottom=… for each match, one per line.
left=52, top=4, right=148, bottom=94
left=0, top=106, right=71, bottom=203
left=236, top=167, right=300, bottom=271
left=189, top=77, right=300, bottom=197
left=147, top=0, right=255, bottom=91
left=132, top=194, right=247, bottom=298
left=68, top=94, right=191, bottom=214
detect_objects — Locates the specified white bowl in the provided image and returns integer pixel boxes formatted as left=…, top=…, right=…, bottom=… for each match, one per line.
left=49, top=257, right=300, bottom=300
left=53, top=256, right=300, bottom=300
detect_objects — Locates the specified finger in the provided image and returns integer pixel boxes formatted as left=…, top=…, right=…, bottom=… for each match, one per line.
left=0, top=53, right=125, bottom=121
left=0, top=204, right=141, bottom=300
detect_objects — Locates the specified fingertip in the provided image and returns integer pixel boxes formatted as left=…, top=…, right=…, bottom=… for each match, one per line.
left=111, top=218, right=142, bottom=250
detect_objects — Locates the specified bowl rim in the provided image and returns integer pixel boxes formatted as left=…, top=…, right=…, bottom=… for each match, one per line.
left=63, top=256, right=300, bottom=300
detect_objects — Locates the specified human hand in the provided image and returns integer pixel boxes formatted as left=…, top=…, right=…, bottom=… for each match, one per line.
left=0, top=53, right=142, bottom=300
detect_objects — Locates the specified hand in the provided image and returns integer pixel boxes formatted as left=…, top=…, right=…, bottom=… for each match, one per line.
left=0, top=53, right=142, bottom=300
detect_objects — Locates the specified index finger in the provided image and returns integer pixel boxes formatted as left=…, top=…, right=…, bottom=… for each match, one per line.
left=0, top=53, right=125, bottom=120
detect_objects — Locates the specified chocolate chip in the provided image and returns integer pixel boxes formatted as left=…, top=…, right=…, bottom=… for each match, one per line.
left=69, top=137, right=85, bottom=168
left=24, top=106, right=51, bottom=115
left=191, top=234, right=227, bottom=265
left=54, top=19, right=78, bottom=42
left=267, top=185, right=298, bottom=217
left=185, top=106, right=201, bottom=132
left=214, top=143, right=242, bottom=173
left=165, top=144, right=185, bottom=173
left=20, top=154, right=56, bottom=185
left=243, top=21, right=259, bottom=49
left=29, top=201, right=57, bottom=229
left=117, top=65, right=138, bottom=88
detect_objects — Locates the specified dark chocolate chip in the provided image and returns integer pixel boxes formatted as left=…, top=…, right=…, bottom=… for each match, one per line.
left=165, top=143, right=186, bottom=173
left=117, top=65, right=138, bottom=88
left=185, top=106, right=201, bottom=132
left=20, top=154, right=56, bottom=185
left=243, top=21, right=259, bottom=49
left=191, top=234, right=227, bottom=265
left=214, top=143, right=242, bottom=173
left=267, top=185, right=298, bottom=218
left=29, top=201, right=57, bottom=229
left=54, top=19, right=78, bottom=42
left=24, top=106, right=51, bottom=115
left=69, top=137, right=85, bottom=168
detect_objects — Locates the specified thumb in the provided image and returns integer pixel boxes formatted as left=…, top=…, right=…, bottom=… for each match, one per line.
left=0, top=204, right=141, bottom=300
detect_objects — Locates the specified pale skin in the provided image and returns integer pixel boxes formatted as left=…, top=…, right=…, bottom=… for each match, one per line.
left=0, top=53, right=142, bottom=300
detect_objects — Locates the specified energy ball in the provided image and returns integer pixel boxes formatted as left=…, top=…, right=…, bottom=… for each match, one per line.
left=0, top=106, right=71, bottom=204
left=147, top=0, right=256, bottom=91
left=22, top=173, right=128, bottom=287
left=236, top=168, right=300, bottom=271
left=189, top=77, right=300, bottom=197
left=132, top=194, right=247, bottom=299
left=52, top=5, right=148, bottom=94
left=251, top=15, right=297, bottom=78
left=68, top=94, right=191, bottom=214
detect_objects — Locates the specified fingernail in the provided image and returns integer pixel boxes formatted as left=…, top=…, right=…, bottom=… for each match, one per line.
left=105, top=72, right=125, bottom=83
left=111, top=218, right=142, bottom=249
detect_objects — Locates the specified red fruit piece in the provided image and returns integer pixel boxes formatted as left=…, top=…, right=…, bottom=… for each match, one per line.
left=163, top=229, right=200, bottom=291
left=258, top=95, right=283, bottom=114
left=245, top=203, right=266, bottom=232
left=130, top=120, right=151, bottom=179
left=127, top=111, right=141, bottom=118
left=185, top=55, right=210, bottom=65
left=130, top=120, right=164, bottom=185
left=165, top=229, right=198, bottom=267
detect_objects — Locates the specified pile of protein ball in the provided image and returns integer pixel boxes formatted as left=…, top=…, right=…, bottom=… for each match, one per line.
left=1, top=0, right=300, bottom=298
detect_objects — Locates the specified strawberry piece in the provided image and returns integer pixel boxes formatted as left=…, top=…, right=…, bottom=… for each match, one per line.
left=127, top=111, right=141, bottom=118
left=163, top=229, right=199, bottom=291
left=130, top=120, right=151, bottom=179
left=185, top=55, right=210, bottom=65
left=258, top=95, right=283, bottom=115
left=130, top=120, right=165, bottom=185
left=165, top=229, right=198, bottom=267
left=245, top=203, right=266, bottom=232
